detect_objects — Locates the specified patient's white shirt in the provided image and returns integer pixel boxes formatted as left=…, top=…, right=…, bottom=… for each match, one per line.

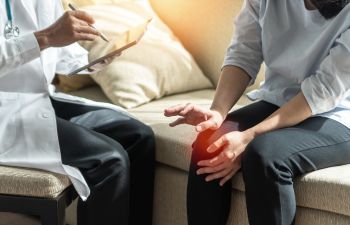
left=223, top=0, right=350, bottom=128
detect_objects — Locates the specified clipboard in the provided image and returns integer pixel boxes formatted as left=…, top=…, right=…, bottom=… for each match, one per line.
left=68, top=19, right=151, bottom=75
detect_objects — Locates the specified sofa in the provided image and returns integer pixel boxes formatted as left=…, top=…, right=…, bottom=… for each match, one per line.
left=1, top=0, right=350, bottom=225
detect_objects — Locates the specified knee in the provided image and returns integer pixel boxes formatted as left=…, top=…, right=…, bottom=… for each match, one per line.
left=190, top=130, right=218, bottom=168
left=131, top=120, right=155, bottom=150
left=136, top=122, right=155, bottom=145
left=242, top=134, right=286, bottom=182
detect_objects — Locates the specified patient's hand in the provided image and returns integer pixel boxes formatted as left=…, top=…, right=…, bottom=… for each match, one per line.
left=164, top=103, right=225, bottom=132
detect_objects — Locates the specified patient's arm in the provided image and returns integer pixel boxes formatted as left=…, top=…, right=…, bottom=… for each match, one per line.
left=164, top=65, right=250, bottom=132
left=246, top=92, right=312, bottom=138
left=211, top=66, right=251, bottom=117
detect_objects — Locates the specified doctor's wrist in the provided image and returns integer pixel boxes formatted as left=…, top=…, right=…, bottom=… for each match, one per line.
left=34, top=31, right=50, bottom=51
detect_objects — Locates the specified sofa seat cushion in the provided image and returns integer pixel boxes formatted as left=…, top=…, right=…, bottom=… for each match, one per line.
left=129, top=89, right=252, bottom=124
left=0, top=166, right=71, bottom=198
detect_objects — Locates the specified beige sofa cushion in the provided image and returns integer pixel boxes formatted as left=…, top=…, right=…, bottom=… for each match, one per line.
left=0, top=166, right=71, bottom=198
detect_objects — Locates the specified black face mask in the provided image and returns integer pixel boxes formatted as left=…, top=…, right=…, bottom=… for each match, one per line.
left=311, top=0, right=350, bottom=19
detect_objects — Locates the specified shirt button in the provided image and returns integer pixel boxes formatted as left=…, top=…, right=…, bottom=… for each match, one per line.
left=41, top=113, right=50, bottom=119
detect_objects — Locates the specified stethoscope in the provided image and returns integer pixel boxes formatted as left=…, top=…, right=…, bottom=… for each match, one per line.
left=4, top=0, right=19, bottom=39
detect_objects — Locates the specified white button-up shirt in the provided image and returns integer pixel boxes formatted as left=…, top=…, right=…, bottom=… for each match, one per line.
left=224, top=0, right=350, bottom=128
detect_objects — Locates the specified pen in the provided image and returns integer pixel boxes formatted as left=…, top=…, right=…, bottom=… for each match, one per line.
left=68, top=3, right=109, bottom=42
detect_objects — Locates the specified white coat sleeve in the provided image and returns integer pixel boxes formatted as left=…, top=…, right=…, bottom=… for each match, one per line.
left=53, top=0, right=90, bottom=75
left=301, top=29, right=350, bottom=115
left=0, top=34, right=41, bottom=77
left=55, top=44, right=90, bottom=75
left=222, top=0, right=262, bottom=85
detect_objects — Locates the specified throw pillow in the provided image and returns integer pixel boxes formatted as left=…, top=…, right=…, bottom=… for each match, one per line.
left=80, top=1, right=213, bottom=108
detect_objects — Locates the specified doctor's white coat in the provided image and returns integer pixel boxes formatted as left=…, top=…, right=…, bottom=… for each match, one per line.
left=0, top=0, right=125, bottom=200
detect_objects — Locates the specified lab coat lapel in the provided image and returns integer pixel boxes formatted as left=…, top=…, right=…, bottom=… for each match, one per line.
left=19, top=0, right=38, bottom=29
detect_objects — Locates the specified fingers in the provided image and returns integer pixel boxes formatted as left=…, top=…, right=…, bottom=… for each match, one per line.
left=207, top=135, right=228, bottom=153
left=169, top=117, right=187, bottom=127
left=75, top=25, right=100, bottom=36
left=198, top=153, right=225, bottom=167
left=74, top=33, right=98, bottom=41
left=179, top=103, right=195, bottom=116
left=205, top=167, right=232, bottom=182
left=196, top=119, right=219, bottom=132
left=70, top=10, right=95, bottom=24
left=196, top=162, right=228, bottom=175
left=164, top=104, right=186, bottom=117
left=219, top=166, right=240, bottom=186
left=67, top=13, right=99, bottom=42
left=203, top=162, right=240, bottom=183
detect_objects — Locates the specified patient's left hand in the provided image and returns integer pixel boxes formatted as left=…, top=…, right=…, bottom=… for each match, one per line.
left=196, top=130, right=254, bottom=186
left=88, top=53, right=121, bottom=73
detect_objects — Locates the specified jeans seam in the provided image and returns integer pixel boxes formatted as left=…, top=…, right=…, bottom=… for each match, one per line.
left=279, top=137, right=350, bottom=179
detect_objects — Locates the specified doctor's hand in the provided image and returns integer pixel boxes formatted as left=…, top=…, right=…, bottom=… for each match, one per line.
left=197, top=130, right=254, bottom=186
left=34, top=10, right=100, bottom=51
left=164, top=104, right=225, bottom=132
left=87, top=53, right=121, bottom=73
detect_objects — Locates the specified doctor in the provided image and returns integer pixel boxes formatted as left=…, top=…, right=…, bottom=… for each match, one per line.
left=0, top=1, right=155, bottom=225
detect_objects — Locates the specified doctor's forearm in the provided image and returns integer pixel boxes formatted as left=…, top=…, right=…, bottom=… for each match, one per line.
left=210, top=66, right=251, bottom=117
left=246, top=92, right=312, bottom=138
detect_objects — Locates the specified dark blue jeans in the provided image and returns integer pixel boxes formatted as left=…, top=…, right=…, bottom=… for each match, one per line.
left=187, top=101, right=350, bottom=225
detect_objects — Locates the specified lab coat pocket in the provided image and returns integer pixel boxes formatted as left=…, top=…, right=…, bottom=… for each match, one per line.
left=0, top=93, right=20, bottom=155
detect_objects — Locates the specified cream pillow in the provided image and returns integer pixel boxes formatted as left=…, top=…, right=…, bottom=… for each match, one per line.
left=79, top=1, right=213, bottom=109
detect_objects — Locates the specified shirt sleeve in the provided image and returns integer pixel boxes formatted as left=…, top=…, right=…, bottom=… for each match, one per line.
left=222, top=0, right=263, bottom=85
left=301, top=29, right=350, bottom=115
left=55, top=43, right=90, bottom=75
left=0, top=33, right=41, bottom=77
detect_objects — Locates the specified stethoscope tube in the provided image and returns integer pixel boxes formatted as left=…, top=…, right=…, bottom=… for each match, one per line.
left=4, top=0, right=20, bottom=39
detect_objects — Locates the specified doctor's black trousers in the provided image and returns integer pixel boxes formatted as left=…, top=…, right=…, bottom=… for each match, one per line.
left=51, top=98, right=155, bottom=225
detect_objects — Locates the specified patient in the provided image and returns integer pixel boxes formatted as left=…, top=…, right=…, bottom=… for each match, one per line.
left=165, top=0, right=350, bottom=225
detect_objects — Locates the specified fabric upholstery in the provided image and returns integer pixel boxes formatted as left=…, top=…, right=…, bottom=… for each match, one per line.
left=0, top=166, right=71, bottom=198
left=153, top=164, right=350, bottom=225
left=77, top=2, right=212, bottom=109
left=55, top=75, right=96, bottom=92
left=148, top=0, right=265, bottom=90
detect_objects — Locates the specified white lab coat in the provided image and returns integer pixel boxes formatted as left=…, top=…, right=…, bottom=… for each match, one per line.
left=0, top=0, right=126, bottom=200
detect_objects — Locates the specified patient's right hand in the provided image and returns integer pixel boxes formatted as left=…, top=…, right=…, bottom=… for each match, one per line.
left=164, top=104, right=225, bottom=132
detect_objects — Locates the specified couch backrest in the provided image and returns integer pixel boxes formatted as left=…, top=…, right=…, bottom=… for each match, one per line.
left=149, top=0, right=243, bottom=86
left=62, top=0, right=263, bottom=88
